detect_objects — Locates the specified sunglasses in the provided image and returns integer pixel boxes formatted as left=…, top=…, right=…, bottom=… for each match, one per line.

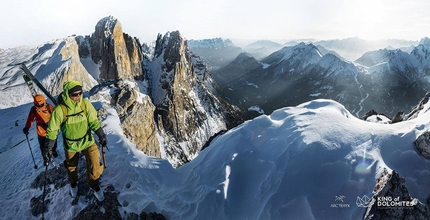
left=35, top=103, right=45, bottom=107
left=69, top=91, right=82, bottom=97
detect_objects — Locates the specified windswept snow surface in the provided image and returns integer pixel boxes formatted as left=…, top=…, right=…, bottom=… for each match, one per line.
left=1, top=98, right=430, bottom=220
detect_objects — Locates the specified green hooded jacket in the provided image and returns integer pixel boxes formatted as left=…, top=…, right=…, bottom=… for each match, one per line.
left=46, top=80, right=101, bottom=152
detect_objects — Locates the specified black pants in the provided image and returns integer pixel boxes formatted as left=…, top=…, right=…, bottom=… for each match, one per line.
left=38, top=136, right=57, bottom=161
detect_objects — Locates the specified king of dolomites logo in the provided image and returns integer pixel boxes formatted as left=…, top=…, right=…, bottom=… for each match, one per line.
left=356, top=195, right=371, bottom=208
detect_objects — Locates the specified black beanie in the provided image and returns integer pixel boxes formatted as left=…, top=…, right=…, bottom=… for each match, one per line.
left=68, top=85, right=83, bottom=94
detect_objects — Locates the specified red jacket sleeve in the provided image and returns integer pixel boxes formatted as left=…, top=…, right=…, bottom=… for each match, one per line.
left=24, top=106, right=36, bottom=129
left=48, top=103, right=54, bottom=112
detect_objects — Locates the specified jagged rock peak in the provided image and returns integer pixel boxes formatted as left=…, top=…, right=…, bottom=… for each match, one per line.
left=364, top=169, right=430, bottom=220
left=187, top=38, right=235, bottom=49
left=419, top=37, right=430, bottom=47
left=90, top=15, right=143, bottom=81
left=154, top=31, right=184, bottom=57
left=95, top=15, right=120, bottom=37
left=153, top=31, right=189, bottom=73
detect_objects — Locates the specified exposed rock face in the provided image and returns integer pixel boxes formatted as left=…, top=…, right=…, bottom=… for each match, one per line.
left=364, top=169, right=430, bottom=220
left=114, top=81, right=160, bottom=157
left=90, top=15, right=143, bottom=81
left=406, top=91, right=430, bottom=120
left=58, top=38, right=96, bottom=92
left=36, top=38, right=97, bottom=96
left=90, top=80, right=160, bottom=158
left=148, top=31, right=243, bottom=166
left=360, top=109, right=392, bottom=124
left=360, top=109, right=405, bottom=124
left=391, top=111, right=404, bottom=123
left=413, top=131, right=430, bottom=159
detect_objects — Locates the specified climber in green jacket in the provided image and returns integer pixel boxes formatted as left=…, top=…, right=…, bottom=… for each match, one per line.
left=44, top=80, right=107, bottom=202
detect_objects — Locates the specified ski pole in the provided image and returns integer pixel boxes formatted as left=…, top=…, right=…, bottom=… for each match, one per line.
left=25, top=134, right=38, bottom=169
left=102, top=145, right=107, bottom=168
left=41, top=164, right=48, bottom=220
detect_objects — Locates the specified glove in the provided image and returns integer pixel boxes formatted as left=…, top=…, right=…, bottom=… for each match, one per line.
left=23, top=127, right=29, bottom=135
left=95, top=128, right=107, bottom=146
left=99, top=137, right=107, bottom=147
left=43, top=138, right=56, bottom=165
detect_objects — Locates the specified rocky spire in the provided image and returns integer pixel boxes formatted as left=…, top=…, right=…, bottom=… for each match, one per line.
left=90, top=15, right=143, bottom=81
left=148, top=31, right=243, bottom=166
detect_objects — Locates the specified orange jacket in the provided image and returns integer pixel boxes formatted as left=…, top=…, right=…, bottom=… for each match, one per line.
left=24, top=104, right=55, bottom=137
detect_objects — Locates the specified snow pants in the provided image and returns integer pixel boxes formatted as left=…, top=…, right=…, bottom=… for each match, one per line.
left=64, top=143, right=103, bottom=190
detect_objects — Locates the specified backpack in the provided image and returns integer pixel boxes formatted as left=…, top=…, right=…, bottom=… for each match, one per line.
left=59, top=101, right=86, bottom=125
left=32, top=103, right=52, bottom=127
left=57, top=93, right=91, bottom=143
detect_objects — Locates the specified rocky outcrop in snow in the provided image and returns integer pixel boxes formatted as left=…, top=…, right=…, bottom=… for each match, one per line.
left=52, top=37, right=97, bottom=94
left=89, top=80, right=161, bottom=159
left=413, top=131, right=430, bottom=159
left=113, top=81, right=160, bottom=158
left=364, top=169, right=430, bottom=220
left=406, top=91, right=430, bottom=120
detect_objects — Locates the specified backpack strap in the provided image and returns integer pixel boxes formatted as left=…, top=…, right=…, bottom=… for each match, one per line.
left=46, top=104, right=52, bottom=114
left=60, top=100, right=91, bottom=145
left=33, top=104, right=51, bottom=127
left=60, top=104, right=67, bottom=124
left=60, top=101, right=86, bottom=124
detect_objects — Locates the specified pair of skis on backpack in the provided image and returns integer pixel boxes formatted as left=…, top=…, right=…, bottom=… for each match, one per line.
left=22, top=64, right=57, bottom=169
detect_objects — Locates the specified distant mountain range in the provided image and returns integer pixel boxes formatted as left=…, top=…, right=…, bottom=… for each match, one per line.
left=207, top=38, right=430, bottom=119
left=187, top=38, right=243, bottom=70
left=188, top=36, right=420, bottom=69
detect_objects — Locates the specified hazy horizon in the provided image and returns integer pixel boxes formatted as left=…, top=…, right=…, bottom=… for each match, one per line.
left=2, top=0, right=430, bottom=49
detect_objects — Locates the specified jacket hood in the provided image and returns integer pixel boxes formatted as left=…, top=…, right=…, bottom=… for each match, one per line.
left=61, top=80, right=83, bottom=107
left=34, top=94, right=46, bottom=107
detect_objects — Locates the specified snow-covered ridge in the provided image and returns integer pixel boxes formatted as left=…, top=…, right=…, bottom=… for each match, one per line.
left=0, top=39, right=68, bottom=108
left=3, top=98, right=430, bottom=219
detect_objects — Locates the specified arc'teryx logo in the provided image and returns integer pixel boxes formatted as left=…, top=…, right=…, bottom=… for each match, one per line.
left=335, top=195, right=346, bottom=203
left=331, top=195, right=350, bottom=208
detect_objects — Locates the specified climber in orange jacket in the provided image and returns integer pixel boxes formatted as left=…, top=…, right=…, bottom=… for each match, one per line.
left=23, top=94, right=58, bottom=162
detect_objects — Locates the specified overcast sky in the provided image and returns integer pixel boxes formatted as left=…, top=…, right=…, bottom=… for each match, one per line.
left=1, top=0, right=430, bottom=49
